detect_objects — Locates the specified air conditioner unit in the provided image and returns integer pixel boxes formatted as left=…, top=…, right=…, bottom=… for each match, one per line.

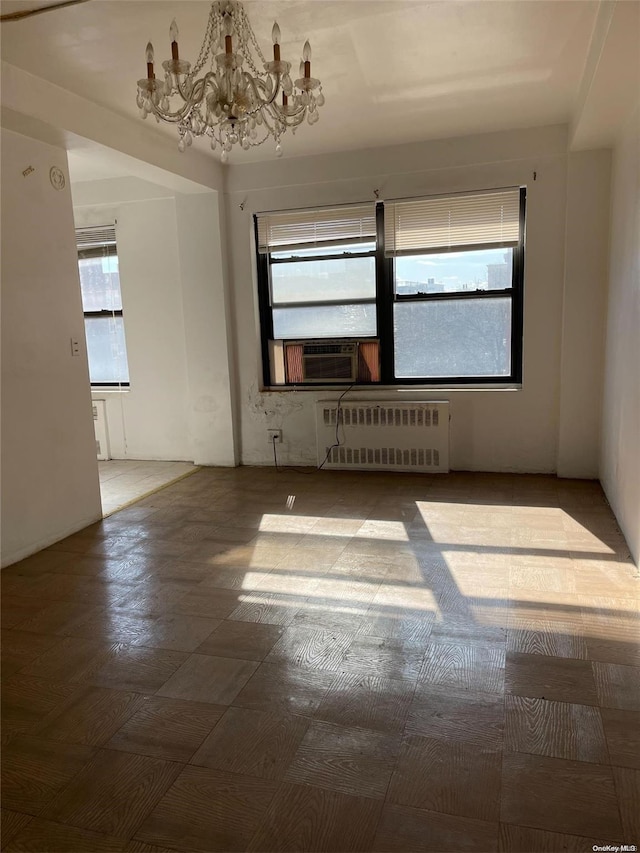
left=301, top=341, right=357, bottom=383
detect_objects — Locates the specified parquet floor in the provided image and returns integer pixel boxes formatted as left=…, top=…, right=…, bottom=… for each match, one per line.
left=2, top=468, right=639, bottom=852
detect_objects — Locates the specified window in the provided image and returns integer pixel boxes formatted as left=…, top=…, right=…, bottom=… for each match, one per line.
left=255, top=187, right=525, bottom=386
left=76, top=225, right=130, bottom=387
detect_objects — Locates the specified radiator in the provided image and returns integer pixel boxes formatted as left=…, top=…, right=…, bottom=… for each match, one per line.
left=316, top=400, right=449, bottom=473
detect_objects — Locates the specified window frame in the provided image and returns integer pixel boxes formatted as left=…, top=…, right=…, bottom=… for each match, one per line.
left=77, top=240, right=130, bottom=389
left=255, top=188, right=526, bottom=388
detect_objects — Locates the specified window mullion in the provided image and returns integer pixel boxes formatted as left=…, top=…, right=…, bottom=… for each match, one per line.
left=255, top=216, right=274, bottom=388
left=376, top=202, right=394, bottom=383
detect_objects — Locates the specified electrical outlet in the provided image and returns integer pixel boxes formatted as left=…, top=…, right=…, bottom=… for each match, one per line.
left=267, top=428, right=283, bottom=444
left=70, top=337, right=81, bottom=357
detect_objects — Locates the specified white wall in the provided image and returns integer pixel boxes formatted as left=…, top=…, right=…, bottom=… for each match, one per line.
left=600, top=106, right=640, bottom=565
left=176, top=193, right=237, bottom=466
left=557, top=149, right=611, bottom=478
left=225, top=125, right=610, bottom=475
left=1, top=129, right=102, bottom=566
left=73, top=177, right=237, bottom=466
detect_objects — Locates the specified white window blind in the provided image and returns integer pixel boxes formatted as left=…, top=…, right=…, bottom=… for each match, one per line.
left=257, top=204, right=376, bottom=253
left=76, top=224, right=117, bottom=251
left=384, top=188, right=521, bottom=256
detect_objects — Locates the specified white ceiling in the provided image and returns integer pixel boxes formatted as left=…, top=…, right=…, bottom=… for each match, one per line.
left=1, top=0, right=602, bottom=167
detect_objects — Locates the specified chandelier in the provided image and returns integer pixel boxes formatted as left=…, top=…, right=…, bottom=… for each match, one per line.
left=136, top=1, right=324, bottom=161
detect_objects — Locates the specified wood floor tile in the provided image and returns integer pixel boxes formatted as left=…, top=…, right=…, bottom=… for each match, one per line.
left=33, top=686, right=145, bottom=746
left=573, top=562, right=639, bottom=599
left=505, top=651, right=599, bottom=705
left=133, top=613, right=222, bottom=652
left=6, top=601, right=105, bottom=638
left=135, top=766, right=278, bottom=852
left=1, top=809, right=33, bottom=847
left=613, top=766, right=640, bottom=837
left=191, top=706, right=309, bottom=779
left=504, top=696, right=608, bottom=763
left=498, top=823, right=614, bottom=852
left=1, top=630, right=63, bottom=678
left=65, top=610, right=155, bottom=644
left=388, top=735, right=501, bottom=821
left=81, top=646, right=188, bottom=693
left=196, top=565, right=270, bottom=590
left=2, top=675, right=79, bottom=734
left=509, top=565, right=576, bottom=593
left=247, top=782, right=382, bottom=852
left=501, top=752, right=622, bottom=837
left=156, top=653, right=259, bottom=704
left=315, top=671, right=415, bottom=733
left=113, top=582, right=194, bottom=618
left=0, top=597, right=47, bottom=630
left=226, top=590, right=303, bottom=626
left=356, top=609, right=435, bottom=644
left=372, top=803, right=498, bottom=852
left=586, top=635, right=640, bottom=667
left=3, top=819, right=125, bottom=852
left=430, top=613, right=507, bottom=648
left=340, top=635, right=425, bottom=681
left=506, top=617, right=588, bottom=659
left=263, top=626, right=355, bottom=672
left=106, top=696, right=225, bottom=762
left=418, top=642, right=505, bottom=694
left=18, top=637, right=115, bottom=682
left=195, top=620, right=284, bottom=660
left=232, top=661, right=334, bottom=715
left=1, top=735, right=95, bottom=814
left=42, top=749, right=181, bottom=839
left=601, top=707, right=640, bottom=768
left=284, top=720, right=401, bottom=799
left=408, top=685, right=504, bottom=748
left=593, top=661, right=640, bottom=710
left=125, top=841, right=182, bottom=852
left=168, top=586, right=244, bottom=619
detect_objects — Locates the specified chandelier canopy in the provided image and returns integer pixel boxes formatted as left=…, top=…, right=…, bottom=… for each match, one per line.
left=137, top=1, right=324, bottom=161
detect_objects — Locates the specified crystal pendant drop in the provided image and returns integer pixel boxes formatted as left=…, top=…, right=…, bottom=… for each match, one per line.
left=275, top=142, right=282, bottom=157
left=178, top=137, right=186, bottom=152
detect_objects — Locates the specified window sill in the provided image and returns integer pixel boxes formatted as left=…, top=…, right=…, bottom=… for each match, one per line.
left=91, top=387, right=131, bottom=394
left=259, top=383, right=522, bottom=393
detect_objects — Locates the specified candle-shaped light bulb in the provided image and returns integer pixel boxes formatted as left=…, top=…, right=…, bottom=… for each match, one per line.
left=146, top=42, right=155, bottom=79
left=303, top=40, right=311, bottom=77
left=170, top=19, right=179, bottom=60
left=272, top=21, right=281, bottom=60
left=223, top=13, right=233, bottom=53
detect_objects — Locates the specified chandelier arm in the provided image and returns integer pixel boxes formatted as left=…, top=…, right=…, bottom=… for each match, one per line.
left=245, top=72, right=281, bottom=110
left=176, top=71, right=216, bottom=106
left=148, top=99, right=193, bottom=124
left=272, top=102, right=306, bottom=123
